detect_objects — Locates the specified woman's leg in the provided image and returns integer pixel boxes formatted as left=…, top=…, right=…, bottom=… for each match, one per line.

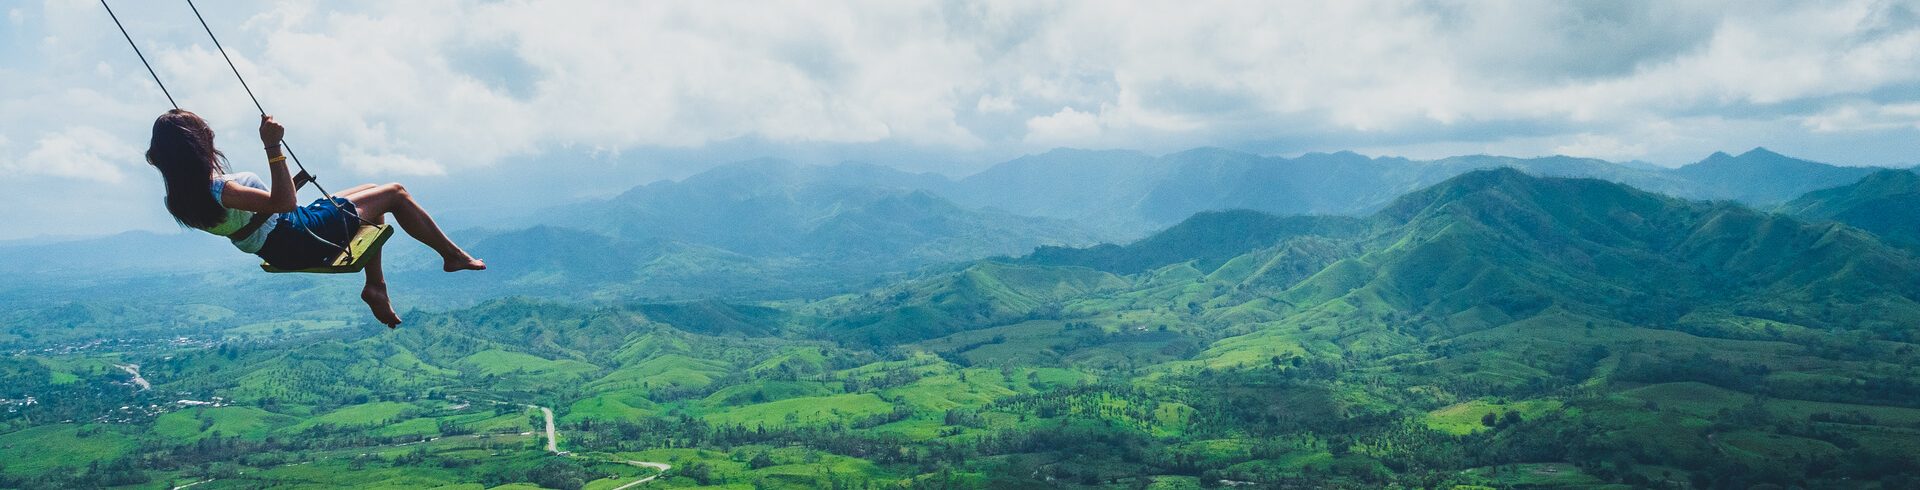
left=338, top=190, right=402, bottom=327
left=334, top=183, right=378, bottom=197
left=340, top=183, right=484, bottom=272
left=359, top=250, right=402, bottom=327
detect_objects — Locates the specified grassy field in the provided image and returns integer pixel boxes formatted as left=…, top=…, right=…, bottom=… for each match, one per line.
left=459, top=350, right=602, bottom=378
left=1624, top=382, right=1920, bottom=427
left=567, top=389, right=659, bottom=422
left=1714, top=430, right=1841, bottom=464
left=1425, top=398, right=1565, bottom=435
left=701, top=380, right=838, bottom=407
left=0, top=424, right=138, bottom=476
left=882, top=370, right=1022, bottom=412
left=589, top=354, right=730, bottom=392
left=31, top=356, right=116, bottom=385
left=284, top=401, right=418, bottom=432
left=701, top=394, right=894, bottom=428
left=151, top=406, right=298, bottom=441
left=1457, top=463, right=1623, bottom=488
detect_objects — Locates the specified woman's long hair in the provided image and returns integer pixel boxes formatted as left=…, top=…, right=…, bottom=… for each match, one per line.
left=147, top=109, right=228, bottom=229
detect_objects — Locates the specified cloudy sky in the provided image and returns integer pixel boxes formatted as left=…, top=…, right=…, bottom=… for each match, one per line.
left=2, top=0, right=1919, bottom=239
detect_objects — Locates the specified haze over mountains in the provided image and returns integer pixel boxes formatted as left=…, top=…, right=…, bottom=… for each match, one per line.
left=0, top=146, right=1903, bottom=330
left=4, top=146, right=1889, bottom=284
left=936, top=146, right=1884, bottom=234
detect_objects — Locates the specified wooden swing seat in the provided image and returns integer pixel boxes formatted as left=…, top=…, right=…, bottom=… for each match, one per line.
left=259, top=223, right=394, bottom=274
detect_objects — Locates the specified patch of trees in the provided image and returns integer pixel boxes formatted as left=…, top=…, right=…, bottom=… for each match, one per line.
left=481, top=457, right=592, bottom=490
left=0, top=457, right=148, bottom=490
left=1768, top=375, right=1920, bottom=411
left=1613, top=351, right=1768, bottom=392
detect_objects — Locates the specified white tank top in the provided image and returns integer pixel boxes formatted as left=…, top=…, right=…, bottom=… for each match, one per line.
left=201, top=172, right=279, bottom=253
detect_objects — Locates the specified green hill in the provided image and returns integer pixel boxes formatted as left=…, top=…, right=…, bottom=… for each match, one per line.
left=1021, top=210, right=1365, bottom=274
left=1273, top=168, right=1920, bottom=343
left=1779, top=168, right=1920, bottom=250
left=820, top=261, right=1128, bottom=345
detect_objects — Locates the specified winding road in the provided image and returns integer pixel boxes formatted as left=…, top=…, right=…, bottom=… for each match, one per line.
left=530, top=404, right=672, bottom=488
left=538, top=406, right=561, bottom=453
left=116, top=363, right=150, bottom=391
left=610, top=460, right=673, bottom=490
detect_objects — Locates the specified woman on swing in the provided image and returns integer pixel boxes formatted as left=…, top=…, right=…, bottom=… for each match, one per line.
left=147, top=109, right=484, bottom=327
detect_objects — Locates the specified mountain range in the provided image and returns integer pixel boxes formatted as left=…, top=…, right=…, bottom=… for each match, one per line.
left=0, top=147, right=1897, bottom=309
left=827, top=167, right=1920, bottom=350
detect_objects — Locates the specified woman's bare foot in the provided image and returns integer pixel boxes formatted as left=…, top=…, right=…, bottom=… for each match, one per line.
left=361, top=284, right=403, bottom=328
left=443, top=254, right=486, bottom=272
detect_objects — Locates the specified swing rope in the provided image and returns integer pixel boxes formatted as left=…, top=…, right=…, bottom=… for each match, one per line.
left=101, top=0, right=383, bottom=267
left=182, top=0, right=382, bottom=234
left=100, top=0, right=178, bottom=109
left=184, top=0, right=337, bottom=202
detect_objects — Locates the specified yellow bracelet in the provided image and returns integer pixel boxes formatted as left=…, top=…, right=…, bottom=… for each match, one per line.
left=269, top=155, right=288, bottom=164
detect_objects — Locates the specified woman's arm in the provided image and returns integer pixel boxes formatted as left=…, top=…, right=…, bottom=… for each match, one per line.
left=218, top=115, right=298, bottom=214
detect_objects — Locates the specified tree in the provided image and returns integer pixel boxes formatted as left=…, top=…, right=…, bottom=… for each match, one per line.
left=1481, top=413, right=1498, bottom=427
left=528, top=459, right=589, bottom=490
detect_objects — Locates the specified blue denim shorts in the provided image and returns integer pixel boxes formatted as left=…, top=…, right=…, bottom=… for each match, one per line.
left=257, top=197, right=361, bottom=269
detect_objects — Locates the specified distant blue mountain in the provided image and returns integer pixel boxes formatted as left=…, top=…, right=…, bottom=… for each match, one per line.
left=944, top=148, right=1161, bottom=224
left=0, top=230, right=235, bottom=277
left=931, top=146, right=1887, bottom=234
left=542, top=158, right=1103, bottom=267
left=1671, top=148, right=1880, bottom=203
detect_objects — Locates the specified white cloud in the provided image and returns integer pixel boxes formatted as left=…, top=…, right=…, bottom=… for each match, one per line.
left=11, top=126, right=138, bottom=183
left=1023, top=107, right=1101, bottom=145
left=1803, top=102, right=1920, bottom=132
left=6, top=0, right=1920, bottom=239
left=341, top=150, right=447, bottom=177
left=336, top=120, right=447, bottom=176
left=1552, top=133, right=1651, bottom=160
left=26, top=0, right=1920, bottom=168
left=976, top=94, right=1016, bottom=114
